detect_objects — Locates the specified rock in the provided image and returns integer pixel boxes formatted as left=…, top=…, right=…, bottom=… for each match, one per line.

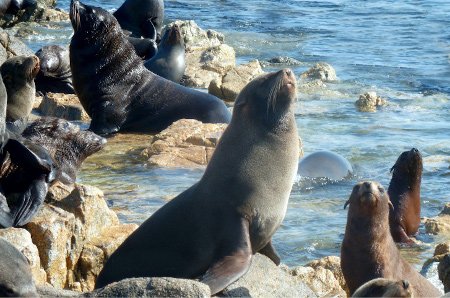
left=85, top=277, right=211, bottom=297
left=301, top=62, right=337, bottom=81
left=290, top=256, right=347, bottom=297
left=38, top=93, right=90, bottom=121
left=169, top=20, right=224, bottom=51
left=439, top=254, right=450, bottom=293
left=76, top=224, right=138, bottom=292
left=355, top=91, right=388, bottom=112
left=0, top=0, right=68, bottom=27
left=425, top=203, right=450, bottom=235
left=37, top=284, right=81, bottom=297
left=183, top=44, right=236, bottom=88
left=25, top=204, right=76, bottom=288
left=436, top=242, right=450, bottom=256
left=0, top=27, right=34, bottom=64
left=141, top=119, right=228, bottom=168
left=221, top=254, right=316, bottom=297
left=261, top=56, right=303, bottom=67
left=0, top=227, right=47, bottom=285
left=45, top=181, right=76, bottom=204
left=208, top=60, right=264, bottom=102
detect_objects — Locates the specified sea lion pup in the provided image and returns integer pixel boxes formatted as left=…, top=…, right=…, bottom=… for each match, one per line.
left=352, top=278, right=413, bottom=297
left=341, top=181, right=441, bottom=297
left=0, top=238, right=38, bottom=297
left=144, top=24, right=186, bottom=83
left=0, top=55, right=39, bottom=133
left=69, top=0, right=231, bottom=136
left=35, top=45, right=74, bottom=95
left=95, top=68, right=299, bottom=294
left=113, top=0, right=164, bottom=39
left=388, top=148, right=423, bottom=243
left=22, top=117, right=106, bottom=185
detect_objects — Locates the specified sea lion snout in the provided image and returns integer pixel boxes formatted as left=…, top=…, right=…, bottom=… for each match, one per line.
left=402, top=279, right=410, bottom=289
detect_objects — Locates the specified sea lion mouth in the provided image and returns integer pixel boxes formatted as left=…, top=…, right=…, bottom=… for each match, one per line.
left=266, top=68, right=297, bottom=116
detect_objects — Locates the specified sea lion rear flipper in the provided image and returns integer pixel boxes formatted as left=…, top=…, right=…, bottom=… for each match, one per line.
left=200, top=218, right=252, bottom=295
left=258, top=239, right=281, bottom=265
left=12, top=180, right=47, bottom=226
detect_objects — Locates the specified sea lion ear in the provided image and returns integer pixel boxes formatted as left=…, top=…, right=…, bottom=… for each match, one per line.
left=344, top=200, right=350, bottom=209
left=388, top=200, right=394, bottom=211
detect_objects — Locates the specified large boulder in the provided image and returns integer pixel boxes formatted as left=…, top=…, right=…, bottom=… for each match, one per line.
left=221, top=254, right=316, bottom=297
left=355, top=91, right=388, bottom=112
left=85, top=277, right=211, bottom=297
left=0, top=228, right=47, bottom=285
left=169, top=20, right=224, bottom=51
left=208, top=60, right=264, bottom=102
left=425, top=203, right=450, bottom=235
left=38, top=93, right=90, bottom=121
left=0, top=27, right=34, bottom=64
left=141, top=119, right=228, bottom=168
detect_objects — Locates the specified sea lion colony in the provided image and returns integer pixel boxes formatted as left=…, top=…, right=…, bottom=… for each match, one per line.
left=0, top=0, right=444, bottom=297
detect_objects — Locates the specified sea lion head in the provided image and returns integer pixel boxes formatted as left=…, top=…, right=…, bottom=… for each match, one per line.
left=161, top=24, right=184, bottom=48
left=352, top=278, right=413, bottom=297
left=35, top=45, right=70, bottom=78
left=234, top=68, right=297, bottom=128
left=0, top=55, right=39, bottom=83
left=390, top=148, right=423, bottom=184
left=22, top=118, right=107, bottom=185
left=70, top=0, right=119, bottom=37
left=344, top=181, right=393, bottom=216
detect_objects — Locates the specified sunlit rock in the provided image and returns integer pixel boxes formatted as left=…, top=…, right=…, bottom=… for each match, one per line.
left=425, top=203, right=450, bottom=235
left=355, top=91, right=388, bottom=112
left=38, top=93, right=90, bottom=121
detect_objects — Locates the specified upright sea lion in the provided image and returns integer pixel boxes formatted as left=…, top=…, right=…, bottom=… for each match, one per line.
left=35, top=45, right=74, bottom=95
left=341, top=181, right=441, bottom=297
left=144, top=24, right=186, bottom=83
left=0, top=237, right=38, bottom=297
left=22, top=117, right=106, bottom=185
left=388, top=148, right=423, bottom=243
left=352, top=278, right=413, bottom=297
left=95, top=68, right=299, bottom=294
left=298, top=150, right=353, bottom=180
left=0, top=55, right=39, bottom=134
left=0, top=0, right=35, bottom=16
left=113, top=0, right=163, bottom=39
left=70, top=0, right=231, bottom=136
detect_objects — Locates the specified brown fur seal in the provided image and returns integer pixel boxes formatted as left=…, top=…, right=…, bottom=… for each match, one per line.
left=95, top=68, right=299, bottom=294
left=352, top=278, right=413, bottom=297
left=341, top=181, right=441, bottom=297
left=22, top=117, right=106, bottom=185
left=69, top=0, right=231, bottom=136
left=0, top=237, right=38, bottom=296
left=388, top=148, right=422, bottom=243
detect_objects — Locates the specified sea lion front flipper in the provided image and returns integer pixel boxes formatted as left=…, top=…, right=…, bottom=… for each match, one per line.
left=258, top=239, right=281, bottom=265
left=200, top=218, right=252, bottom=295
left=141, top=17, right=157, bottom=40
left=4, top=138, right=51, bottom=174
left=12, top=179, right=48, bottom=226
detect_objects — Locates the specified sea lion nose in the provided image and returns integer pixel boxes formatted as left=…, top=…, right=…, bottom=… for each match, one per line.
left=283, top=68, right=292, bottom=77
left=411, top=148, right=418, bottom=153
left=362, top=181, right=372, bottom=190
left=402, top=280, right=410, bottom=289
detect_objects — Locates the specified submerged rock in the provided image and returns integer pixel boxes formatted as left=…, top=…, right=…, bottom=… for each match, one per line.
left=208, top=60, right=264, bottom=102
left=425, top=203, right=450, bottom=235
left=261, top=56, right=303, bottom=67
left=142, top=119, right=228, bottom=168
left=38, top=93, right=90, bottom=121
left=355, top=91, right=388, bottom=112
left=301, top=62, right=337, bottom=82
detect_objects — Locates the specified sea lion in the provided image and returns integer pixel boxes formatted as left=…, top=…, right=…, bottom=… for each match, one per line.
left=144, top=24, right=185, bottom=83
left=0, top=237, right=38, bottom=297
left=0, top=0, right=35, bottom=16
left=0, top=55, right=39, bottom=133
left=388, top=148, right=423, bottom=243
left=22, top=117, right=106, bottom=185
left=127, top=36, right=158, bottom=60
left=69, top=0, right=231, bottom=136
left=35, top=45, right=74, bottom=95
left=298, top=150, right=353, bottom=180
left=352, top=278, right=413, bottom=297
left=113, top=0, right=163, bottom=39
left=95, top=68, right=299, bottom=294
left=341, top=181, right=441, bottom=297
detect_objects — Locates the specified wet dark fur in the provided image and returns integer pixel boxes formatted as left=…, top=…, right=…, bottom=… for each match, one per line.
left=69, top=0, right=231, bottom=136
left=341, top=181, right=441, bottom=297
left=22, top=117, right=106, bottom=185
left=352, top=278, right=413, bottom=297
left=388, top=148, right=423, bottom=243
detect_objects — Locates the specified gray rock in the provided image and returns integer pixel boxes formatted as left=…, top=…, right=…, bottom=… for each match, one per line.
left=37, top=284, right=81, bottom=297
left=0, top=27, right=34, bottom=64
left=221, top=254, right=317, bottom=297
left=261, top=56, right=302, bottom=67
left=86, top=277, right=210, bottom=297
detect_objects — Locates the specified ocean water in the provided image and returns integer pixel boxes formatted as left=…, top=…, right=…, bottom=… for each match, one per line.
left=19, top=0, right=450, bottom=276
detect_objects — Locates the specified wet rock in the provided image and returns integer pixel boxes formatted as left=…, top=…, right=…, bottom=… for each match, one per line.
left=25, top=204, right=76, bottom=288
left=76, top=224, right=138, bottom=292
left=355, top=91, right=388, bottom=112
left=169, top=20, right=224, bottom=51
left=0, top=227, right=47, bottom=285
left=425, top=203, right=450, bottom=235
left=208, top=60, right=264, bottom=102
left=221, top=254, right=316, bottom=297
left=1, top=0, right=68, bottom=27
left=141, top=119, right=228, bottom=168
left=38, top=93, right=90, bottom=121
left=86, top=277, right=211, bottom=297
left=0, top=27, right=34, bottom=64
left=290, top=256, right=347, bottom=297
left=301, top=62, right=337, bottom=81
left=261, top=56, right=303, bottom=67
left=439, top=254, right=450, bottom=293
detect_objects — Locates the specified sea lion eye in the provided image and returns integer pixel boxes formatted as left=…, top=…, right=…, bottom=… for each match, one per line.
left=378, top=186, right=384, bottom=193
